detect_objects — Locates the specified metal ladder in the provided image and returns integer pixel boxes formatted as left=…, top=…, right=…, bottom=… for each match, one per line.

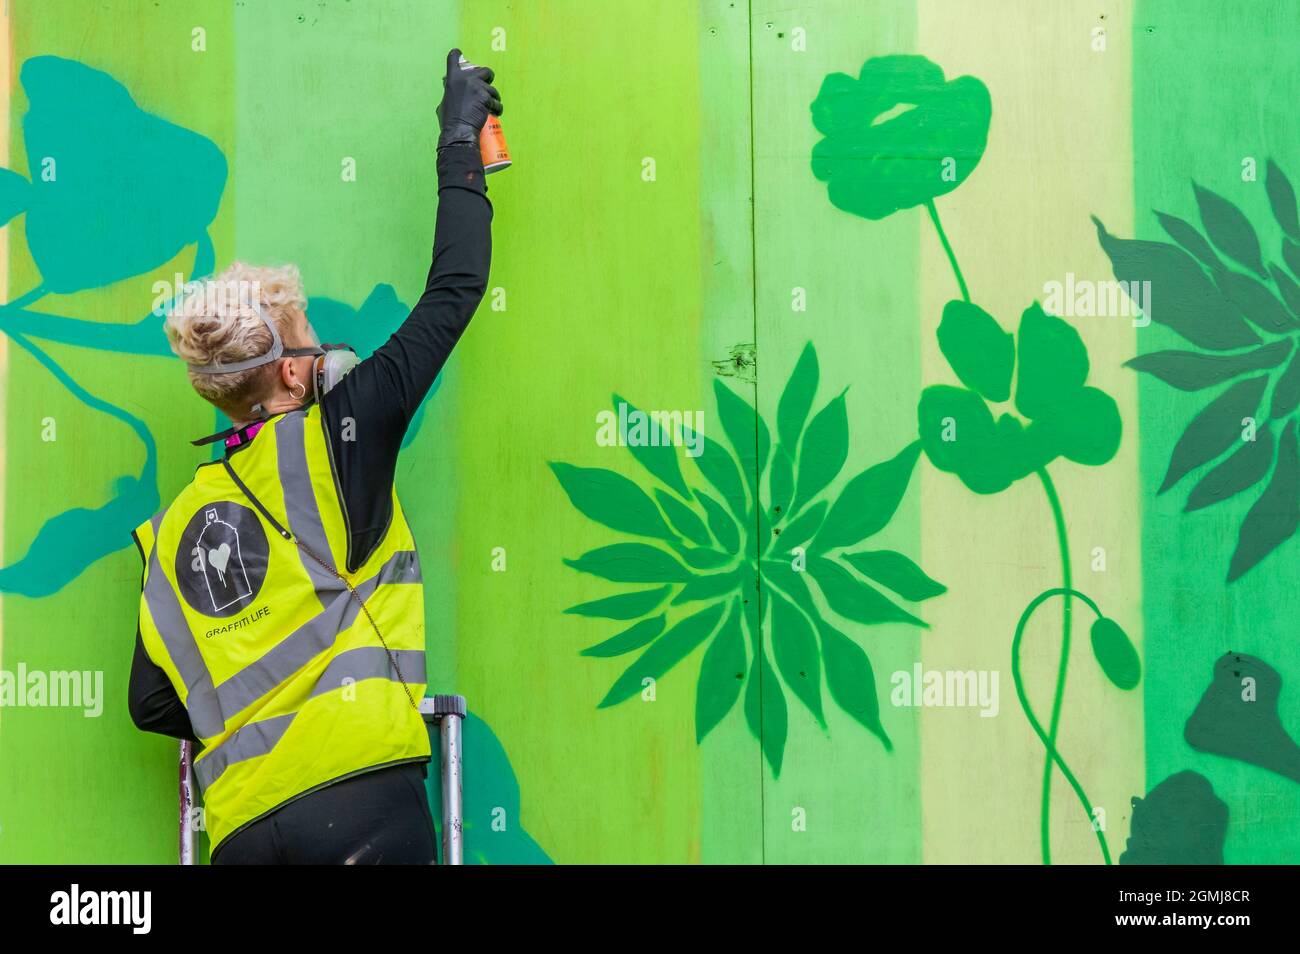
left=179, top=694, right=467, bottom=865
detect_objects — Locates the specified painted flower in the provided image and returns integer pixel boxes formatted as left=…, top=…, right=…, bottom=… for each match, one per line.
left=810, top=55, right=991, bottom=221
left=0, top=56, right=226, bottom=294
left=918, top=300, right=1122, bottom=493
left=552, top=344, right=944, bottom=775
left=1095, top=160, right=1300, bottom=581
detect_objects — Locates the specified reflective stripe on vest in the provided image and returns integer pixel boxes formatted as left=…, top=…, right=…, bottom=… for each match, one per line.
left=195, top=648, right=426, bottom=790
left=143, top=510, right=226, bottom=739
left=209, top=548, right=421, bottom=722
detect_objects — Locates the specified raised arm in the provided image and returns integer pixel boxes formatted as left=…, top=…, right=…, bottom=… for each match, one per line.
left=321, top=48, right=502, bottom=573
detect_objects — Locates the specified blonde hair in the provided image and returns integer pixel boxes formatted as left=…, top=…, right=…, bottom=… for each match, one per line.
left=165, top=262, right=307, bottom=416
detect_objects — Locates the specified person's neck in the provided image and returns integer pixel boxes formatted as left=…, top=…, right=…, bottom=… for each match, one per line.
left=232, top=397, right=304, bottom=429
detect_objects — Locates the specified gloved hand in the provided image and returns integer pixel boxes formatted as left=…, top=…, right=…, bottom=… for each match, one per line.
left=436, top=47, right=503, bottom=152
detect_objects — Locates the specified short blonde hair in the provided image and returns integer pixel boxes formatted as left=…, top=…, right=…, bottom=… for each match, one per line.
left=165, top=261, right=307, bottom=416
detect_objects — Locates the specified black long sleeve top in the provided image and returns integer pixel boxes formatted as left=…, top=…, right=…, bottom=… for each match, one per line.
left=128, top=142, right=492, bottom=742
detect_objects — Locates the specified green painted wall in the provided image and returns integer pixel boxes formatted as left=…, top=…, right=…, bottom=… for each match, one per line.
left=0, top=0, right=1297, bottom=864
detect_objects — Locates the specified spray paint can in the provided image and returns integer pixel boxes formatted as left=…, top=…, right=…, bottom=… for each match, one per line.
left=458, top=54, right=511, bottom=174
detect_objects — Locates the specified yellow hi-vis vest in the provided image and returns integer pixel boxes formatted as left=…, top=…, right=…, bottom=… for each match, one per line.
left=132, top=405, right=430, bottom=851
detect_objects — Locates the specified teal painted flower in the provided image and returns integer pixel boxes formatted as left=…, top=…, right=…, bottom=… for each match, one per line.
left=552, top=344, right=943, bottom=775
left=918, top=300, right=1122, bottom=494
left=0, top=56, right=226, bottom=294
left=1096, top=160, right=1300, bottom=581
left=810, top=55, right=990, bottom=221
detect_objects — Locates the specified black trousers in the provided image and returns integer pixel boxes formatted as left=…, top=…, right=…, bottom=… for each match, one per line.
left=212, top=762, right=437, bottom=865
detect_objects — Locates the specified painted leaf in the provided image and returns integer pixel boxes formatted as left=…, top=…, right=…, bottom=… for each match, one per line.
left=937, top=299, right=1014, bottom=401
left=714, top=378, right=769, bottom=496
left=1159, top=375, right=1268, bottom=493
left=672, top=545, right=733, bottom=571
left=598, top=601, right=726, bottom=707
left=755, top=507, right=773, bottom=556
left=1265, top=159, right=1300, bottom=241
left=1194, top=183, right=1266, bottom=278
left=1229, top=420, right=1300, bottom=582
left=1155, top=210, right=1223, bottom=271
left=550, top=462, right=674, bottom=540
left=1269, top=348, right=1300, bottom=419
left=775, top=500, right=827, bottom=551
left=686, top=426, right=749, bottom=521
left=769, top=445, right=795, bottom=519
left=1015, top=303, right=1088, bottom=420
left=1269, top=265, right=1300, bottom=318
left=1286, top=238, right=1300, bottom=281
left=1041, top=386, right=1123, bottom=467
left=1093, top=217, right=1260, bottom=350
left=1214, top=270, right=1296, bottom=333
left=655, top=489, right=711, bottom=548
left=564, top=585, right=671, bottom=620
left=581, top=615, right=666, bottom=658
left=1124, top=341, right=1292, bottom=391
left=672, top=567, right=743, bottom=605
left=769, top=589, right=824, bottom=725
left=792, top=390, right=849, bottom=513
left=612, top=394, right=690, bottom=498
left=1089, top=617, right=1141, bottom=691
left=819, top=618, right=891, bottom=750
left=741, top=597, right=786, bottom=775
left=1185, top=425, right=1274, bottom=513
left=696, top=600, right=747, bottom=742
left=918, top=385, right=1046, bottom=494
left=695, top=489, right=740, bottom=555
left=842, top=549, right=946, bottom=601
left=761, top=559, right=818, bottom=617
left=807, top=556, right=924, bottom=627
left=778, top=343, right=819, bottom=451
left=564, top=543, right=692, bottom=583
left=811, top=441, right=920, bottom=553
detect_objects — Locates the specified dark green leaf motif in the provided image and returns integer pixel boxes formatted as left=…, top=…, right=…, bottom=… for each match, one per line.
left=1194, top=183, right=1267, bottom=278
left=1229, top=420, right=1300, bottom=582
left=1094, top=216, right=1260, bottom=350
left=1097, top=163, right=1300, bottom=581
left=564, top=586, right=671, bottom=620
left=555, top=344, right=943, bottom=775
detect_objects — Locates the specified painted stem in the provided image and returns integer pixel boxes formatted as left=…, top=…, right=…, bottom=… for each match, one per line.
left=1036, top=468, right=1071, bottom=864
left=1012, top=586, right=1112, bottom=864
left=924, top=199, right=970, bottom=303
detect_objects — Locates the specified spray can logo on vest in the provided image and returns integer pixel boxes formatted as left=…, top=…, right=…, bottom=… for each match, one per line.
left=175, top=503, right=270, bottom=618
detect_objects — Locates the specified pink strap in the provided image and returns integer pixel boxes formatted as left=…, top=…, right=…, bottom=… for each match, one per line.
left=224, top=420, right=266, bottom=448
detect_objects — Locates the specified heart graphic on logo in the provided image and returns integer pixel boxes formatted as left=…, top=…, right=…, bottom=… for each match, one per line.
left=177, top=503, right=267, bottom=618
left=208, top=542, right=231, bottom=576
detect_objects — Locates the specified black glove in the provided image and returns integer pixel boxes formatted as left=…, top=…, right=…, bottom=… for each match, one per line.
left=436, top=47, right=503, bottom=152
